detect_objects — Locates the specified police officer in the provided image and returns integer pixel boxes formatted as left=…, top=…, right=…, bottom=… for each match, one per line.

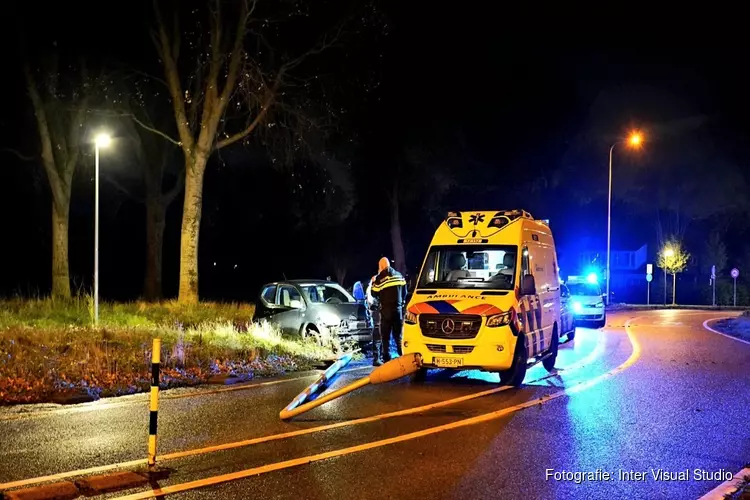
left=371, top=257, right=407, bottom=362
left=365, top=275, right=382, bottom=366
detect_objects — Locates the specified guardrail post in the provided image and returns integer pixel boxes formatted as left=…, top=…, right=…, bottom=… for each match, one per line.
left=148, top=338, right=161, bottom=467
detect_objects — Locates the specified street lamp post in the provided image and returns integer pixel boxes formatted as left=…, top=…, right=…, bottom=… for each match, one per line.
left=606, top=132, right=642, bottom=306
left=94, top=133, right=111, bottom=324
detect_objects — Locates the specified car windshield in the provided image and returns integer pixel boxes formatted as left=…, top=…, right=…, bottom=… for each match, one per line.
left=299, top=283, right=355, bottom=304
left=417, top=245, right=518, bottom=290
left=568, top=283, right=601, bottom=296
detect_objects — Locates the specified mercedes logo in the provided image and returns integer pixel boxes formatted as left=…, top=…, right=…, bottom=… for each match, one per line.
left=441, top=318, right=456, bottom=334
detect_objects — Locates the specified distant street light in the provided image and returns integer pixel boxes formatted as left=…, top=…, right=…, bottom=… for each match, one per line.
left=663, top=247, right=674, bottom=305
left=94, top=133, right=111, bottom=324
left=606, top=131, right=643, bottom=306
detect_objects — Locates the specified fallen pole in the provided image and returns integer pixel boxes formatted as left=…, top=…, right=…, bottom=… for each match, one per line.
left=282, top=352, right=354, bottom=415
left=279, top=353, right=422, bottom=420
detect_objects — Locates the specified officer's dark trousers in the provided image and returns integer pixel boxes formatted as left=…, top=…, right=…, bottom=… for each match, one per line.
left=379, top=308, right=403, bottom=362
left=370, top=309, right=381, bottom=361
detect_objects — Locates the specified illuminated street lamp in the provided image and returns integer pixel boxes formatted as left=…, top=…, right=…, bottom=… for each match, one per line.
left=606, top=131, right=643, bottom=306
left=94, top=133, right=111, bottom=324
left=663, top=247, right=674, bottom=306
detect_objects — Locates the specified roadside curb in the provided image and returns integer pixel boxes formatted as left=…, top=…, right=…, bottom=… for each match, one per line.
left=702, top=317, right=750, bottom=346
left=1, top=469, right=166, bottom=500
left=206, top=374, right=254, bottom=385
left=75, top=471, right=148, bottom=495
left=698, top=467, right=750, bottom=499
left=49, top=393, right=96, bottom=405
left=2, top=481, right=79, bottom=500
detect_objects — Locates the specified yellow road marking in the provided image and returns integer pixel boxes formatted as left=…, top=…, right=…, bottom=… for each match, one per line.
left=113, top=328, right=641, bottom=499
left=0, top=333, right=607, bottom=491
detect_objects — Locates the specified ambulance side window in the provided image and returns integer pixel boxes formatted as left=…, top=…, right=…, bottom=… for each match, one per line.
left=521, top=246, right=530, bottom=276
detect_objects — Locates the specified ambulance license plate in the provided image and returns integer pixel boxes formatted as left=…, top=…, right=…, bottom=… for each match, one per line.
left=433, top=356, right=463, bottom=368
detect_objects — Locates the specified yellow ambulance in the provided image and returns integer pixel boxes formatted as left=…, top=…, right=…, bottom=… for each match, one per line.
left=402, top=210, right=562, bottom=385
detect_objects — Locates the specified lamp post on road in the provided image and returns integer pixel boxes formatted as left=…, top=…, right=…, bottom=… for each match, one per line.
left=94, top=133, right=111, bottom=324
left=606, top=131, right=642, bottom=305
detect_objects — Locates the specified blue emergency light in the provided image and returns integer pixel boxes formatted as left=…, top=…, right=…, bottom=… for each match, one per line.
left=586, top=273, right=598, bottom=284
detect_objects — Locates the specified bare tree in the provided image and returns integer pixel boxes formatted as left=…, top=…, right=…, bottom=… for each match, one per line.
left=19, top=58, right=95, bottom=299
left=152, top=0, right=339, bottom=303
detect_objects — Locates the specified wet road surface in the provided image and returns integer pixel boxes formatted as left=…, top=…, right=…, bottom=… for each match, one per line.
left=1, top=309, right=749, bottom=499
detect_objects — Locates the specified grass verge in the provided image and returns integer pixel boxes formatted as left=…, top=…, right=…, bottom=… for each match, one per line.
left=0, top=298, right=339, bottom=404
left=726, top=474, right=750, bottom=500
left=710, top=312, right=750, bottom=344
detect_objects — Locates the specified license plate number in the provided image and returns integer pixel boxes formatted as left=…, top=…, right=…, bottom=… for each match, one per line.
left=433, top=356, right=463, bottom=368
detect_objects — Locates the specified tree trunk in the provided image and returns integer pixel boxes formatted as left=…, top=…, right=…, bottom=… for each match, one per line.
left=177, top=156, right=207, bottom=303
left=51, top=198, right=71, bottom=299
left=144, top=198, right=166, bottom=301
left=389, top=192, right=407, bottom=275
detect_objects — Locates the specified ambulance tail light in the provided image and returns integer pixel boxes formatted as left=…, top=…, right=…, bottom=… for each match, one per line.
left=404, top=311, right=418, bottom=325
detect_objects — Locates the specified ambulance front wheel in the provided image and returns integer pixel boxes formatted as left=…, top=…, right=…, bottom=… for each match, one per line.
left=499, top=336, right=528, bottom=386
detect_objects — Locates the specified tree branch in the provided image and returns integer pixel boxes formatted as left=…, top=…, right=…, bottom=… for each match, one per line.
left=163, top=171, right=185, bottom=205
left=132, top=114, right=182, bottom=146
left=23, top=63, right=63, bottom=200
left=153, top=0, right=194, bottom=154
left=216, top=74, right=282, bottom=149
left=2, top=148, right=37, bottom=162
left=105, top=176, right=143, bottom=203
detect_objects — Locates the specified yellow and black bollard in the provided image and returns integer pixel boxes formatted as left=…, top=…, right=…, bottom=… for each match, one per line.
left=148, top=338, right=161, bottom=467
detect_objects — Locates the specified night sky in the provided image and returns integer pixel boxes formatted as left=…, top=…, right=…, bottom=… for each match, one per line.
left=2, top=3, right=748, bottom=301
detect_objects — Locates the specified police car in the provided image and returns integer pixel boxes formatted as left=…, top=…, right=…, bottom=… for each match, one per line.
left=565, top=275, right=606, bottom=328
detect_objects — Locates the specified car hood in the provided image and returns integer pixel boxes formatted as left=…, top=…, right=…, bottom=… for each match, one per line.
left=407, top=290, right=514, bottom=316
left=314, top=302, right=367, bottom=321
left=570, top=295, right=603, bottom=305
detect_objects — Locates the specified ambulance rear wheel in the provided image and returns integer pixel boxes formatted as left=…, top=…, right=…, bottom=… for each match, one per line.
left=499, top=336, right=528, bottom=386
left=543, top=325, right=559, bottom=372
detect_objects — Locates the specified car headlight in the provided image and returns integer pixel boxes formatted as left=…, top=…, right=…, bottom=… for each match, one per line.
left=595, top=302, right=604, bottom=308
left=486, top=311, right=512, bottom=327
left=318, top=312, right=341, bottom=327
left=572, top=301, right=583, bottom=313
left=404, top=311, right=417, bottom=325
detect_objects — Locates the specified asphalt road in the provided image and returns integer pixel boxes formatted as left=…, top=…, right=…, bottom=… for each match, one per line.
left=1, top=309, right=749, bottom=499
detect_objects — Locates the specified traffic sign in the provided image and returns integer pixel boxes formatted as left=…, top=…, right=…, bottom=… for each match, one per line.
left=731, top=268, right=739, bottom=279
left=711, top=265, right=716, bottom=280
left=646, top=274, right=653, bottom=283
left=646, top=264, right=653, bottom=275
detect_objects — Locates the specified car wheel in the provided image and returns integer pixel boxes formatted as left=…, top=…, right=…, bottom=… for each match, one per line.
left=543, top=325, right=559, bottom=372
left=303, top=324, right=324, bottom=345
left=499, top=335, right=528, bottom=386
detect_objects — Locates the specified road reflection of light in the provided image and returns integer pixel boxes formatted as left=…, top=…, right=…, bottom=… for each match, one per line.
left=566, top=378, right=622, bottom=471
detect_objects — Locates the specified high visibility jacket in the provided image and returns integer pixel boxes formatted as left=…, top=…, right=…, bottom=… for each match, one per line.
left=371, top=267, right=407, bottom=312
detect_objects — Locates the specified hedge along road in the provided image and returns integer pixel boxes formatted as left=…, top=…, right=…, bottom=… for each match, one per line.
left=3, top=310, right=749, bottom=500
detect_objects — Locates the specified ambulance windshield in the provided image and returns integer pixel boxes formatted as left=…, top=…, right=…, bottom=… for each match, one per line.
left=417, top=245, right=518, bottom=290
